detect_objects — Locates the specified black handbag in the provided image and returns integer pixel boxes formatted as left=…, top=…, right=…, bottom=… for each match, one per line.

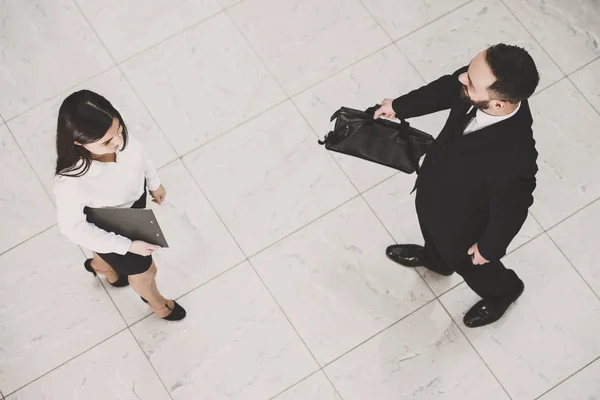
left=318, top=105, right=434, bottom=174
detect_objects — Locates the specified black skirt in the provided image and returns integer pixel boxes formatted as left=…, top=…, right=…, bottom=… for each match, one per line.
left=86, top=188, right=153, bottom=276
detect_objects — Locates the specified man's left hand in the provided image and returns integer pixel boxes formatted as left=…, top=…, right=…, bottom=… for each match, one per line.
left=468, top=243, right=489, bottom=265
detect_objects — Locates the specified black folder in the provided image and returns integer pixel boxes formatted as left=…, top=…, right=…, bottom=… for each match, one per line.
left=85, top=207, right=169, bottom=248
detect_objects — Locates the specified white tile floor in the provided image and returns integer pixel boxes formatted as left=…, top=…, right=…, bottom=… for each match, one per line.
left=1, top=0, right=599, bottom=399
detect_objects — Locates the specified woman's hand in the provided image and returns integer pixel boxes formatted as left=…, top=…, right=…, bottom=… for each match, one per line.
left=150, top=185, right=166, bottom=205
left=129, top=240, right=158, bottom=256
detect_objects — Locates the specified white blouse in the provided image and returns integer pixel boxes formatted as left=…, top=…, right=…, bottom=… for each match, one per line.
left=53, top=137, right=162, bottom=255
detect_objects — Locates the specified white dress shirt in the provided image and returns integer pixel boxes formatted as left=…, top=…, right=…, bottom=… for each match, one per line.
left=53, top=137, right=161, bottom=255
left=463, top=102, right=521, bottom=134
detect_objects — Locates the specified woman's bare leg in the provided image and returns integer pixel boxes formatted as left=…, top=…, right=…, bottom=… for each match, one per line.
left=91, top=252, right=120, bottom=284
left=128, top=262, right=174, bottom=318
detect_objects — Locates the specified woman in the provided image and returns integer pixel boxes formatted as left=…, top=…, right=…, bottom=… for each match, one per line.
left=53, top=90, right=185, bottom=321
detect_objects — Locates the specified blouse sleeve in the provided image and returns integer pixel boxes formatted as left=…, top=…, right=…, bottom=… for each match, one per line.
left=138, top=140, right=162, bottom=191
left=54, top=177, right=132, bottom=255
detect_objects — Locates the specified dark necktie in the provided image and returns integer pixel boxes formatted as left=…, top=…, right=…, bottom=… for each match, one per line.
left=457, top=106, right=478, bottom=135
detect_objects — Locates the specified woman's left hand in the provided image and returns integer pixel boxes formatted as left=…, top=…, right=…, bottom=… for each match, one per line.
left=150, top=185, right=167, bottom=205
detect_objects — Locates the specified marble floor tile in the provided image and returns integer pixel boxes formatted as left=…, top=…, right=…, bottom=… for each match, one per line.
left=363, top=173, right=543, bottom=296
left=272, top=372, right=341, bottom=400
left=361, top=0, right=470, bottom=40
left=6, top=331, right=170, bottom=400
left=251, top=198, right=434, bottom=364
left=2, top=0, right=599, bottom=398
left=0, top=124, right=56, bottom=254
left=529, top=79, right=600, bottom=229
left=0, top=0, right=113, bottom=119
left=440, top=234, right=600, bottom=399
left=103, top=160, right=245, bottom=325
left=504, top=0, right=600, bottom=74
left=7, top=67, right=178, bottom=194
left=549, top=199, right=600, bottom=298
left=131, top=263, right=318, bottom=400
left=0, top=228, right=125, bottom=394
left=537, top=357, right=600, bottom=400
left=121, top=13, right=286, bottom=156
left=218, top=0, right=242, bottom=8
left=325, top=301, right=509, bottom=400
left=228, top=0, right=390, bottom=95
left=293, top=45, right=449, bottom=192
left=183, top=101, right=357, bottom=256
left=570, top=56, right=600, bottom=113
left=76, top=0, right=222, bottom=62
left=397, top=0, right=564, bottom=91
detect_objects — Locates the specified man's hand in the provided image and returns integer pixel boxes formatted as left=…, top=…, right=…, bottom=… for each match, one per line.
left=150, top=185, right=167, bottom=205
left=374, top=98, right=396, bottom=119
left=468, top=243, right=489, bottom=265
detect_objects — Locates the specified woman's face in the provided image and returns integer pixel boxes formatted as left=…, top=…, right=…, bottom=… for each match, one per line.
left=78, top=117, right=123, bottom=156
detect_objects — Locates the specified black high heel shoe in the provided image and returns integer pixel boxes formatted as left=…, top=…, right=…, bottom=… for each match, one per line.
left=141, top=297, right=187, bottom=321
left=84, top=259, right=129, bottom=287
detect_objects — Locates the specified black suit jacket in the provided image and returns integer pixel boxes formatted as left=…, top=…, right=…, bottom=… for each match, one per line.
left=392, top=67, right=538, bottom=262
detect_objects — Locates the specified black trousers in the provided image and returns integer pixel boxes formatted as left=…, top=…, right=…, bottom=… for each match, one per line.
left=420, top=223, right=523, bottom=306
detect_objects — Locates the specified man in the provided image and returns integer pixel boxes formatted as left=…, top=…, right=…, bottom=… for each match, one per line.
left=375, top=43, right=540, bottom=328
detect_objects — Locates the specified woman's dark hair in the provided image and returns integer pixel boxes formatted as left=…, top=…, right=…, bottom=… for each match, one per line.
left=55, top=90, right=128, bottom=177
left=485, top=43, right=540, bottom=103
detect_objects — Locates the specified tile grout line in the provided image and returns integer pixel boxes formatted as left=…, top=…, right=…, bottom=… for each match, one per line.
left=3, top=122, right=57, bottom=207
left=534, top=355, right=600, bottom=399
left=125, top=325, right=175, bottom=400
left=125, top=259, right=247, bottom=327
left=392, top=0, right=477, bottom=45
left=500, top=0, right=600, bottom=120
left=3, top=64, right=117, bottom=125
left=0, top=224, right=57, bottom=258
left=4, top=326, right=131, bottom=398
left=319, top=298, right=439, bottom=370
left=107, top=8, right=227, bottom=66
left=499, top=0, right=567, bottom=76
left=545, top=232, right=600, bottom=303
left=355, top=0, right=421, bottom=82
left=247, top=259, right=328, bottom=372
left=539, top=196, right=600, bottom=233
left=266, top=370, right=323, bottom=400
left=436, top=299, right=515, bottom=400
left=567, top=72, right=600, bottom=118
left=265, top=295, right=469, bottom=399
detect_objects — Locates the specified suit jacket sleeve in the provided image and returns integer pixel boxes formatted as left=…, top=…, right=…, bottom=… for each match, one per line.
left=392, top=66, right=467, bottom=119
left=477, top=150, right=538, bottom=261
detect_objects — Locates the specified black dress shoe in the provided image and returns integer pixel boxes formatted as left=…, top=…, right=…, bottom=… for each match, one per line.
left=386, top=244, right=454, bottom=276
left=386, top=244, right=425, bottom=267
left=463, top=281, right=525, bottom=328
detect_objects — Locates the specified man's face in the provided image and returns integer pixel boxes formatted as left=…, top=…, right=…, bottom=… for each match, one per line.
left=458, top=50, right=499, bottom=110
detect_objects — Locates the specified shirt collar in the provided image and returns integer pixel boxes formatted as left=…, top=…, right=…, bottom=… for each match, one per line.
left=474, top=102, right=521, bottom=127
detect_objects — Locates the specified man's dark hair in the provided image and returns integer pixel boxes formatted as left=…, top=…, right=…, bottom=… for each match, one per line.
left=485, top=43, right=540, bottom=103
